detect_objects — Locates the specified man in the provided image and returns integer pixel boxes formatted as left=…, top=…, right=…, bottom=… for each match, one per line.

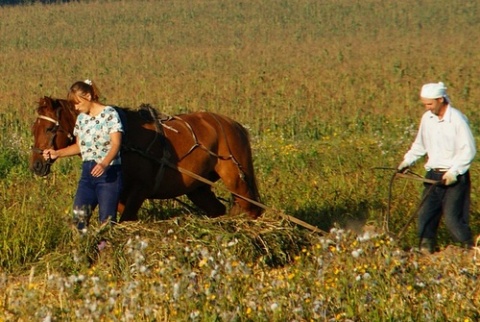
left=397, top=82, right=476, bottom=253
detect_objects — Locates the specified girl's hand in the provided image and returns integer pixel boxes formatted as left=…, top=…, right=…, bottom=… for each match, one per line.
left=43, top=149, right=59, bottom=161
left=91, top=163, right=108, bottom=177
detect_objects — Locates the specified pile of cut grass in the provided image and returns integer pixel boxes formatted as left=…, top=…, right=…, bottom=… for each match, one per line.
left=37, top=211, right=319, bottom=275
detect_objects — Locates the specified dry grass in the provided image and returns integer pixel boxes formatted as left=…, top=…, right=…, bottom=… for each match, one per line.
left=1, top=0, right=480, bottom=320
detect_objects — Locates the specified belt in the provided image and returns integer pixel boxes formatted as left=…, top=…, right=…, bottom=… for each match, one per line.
left=431, top=168, right=449, bottom=173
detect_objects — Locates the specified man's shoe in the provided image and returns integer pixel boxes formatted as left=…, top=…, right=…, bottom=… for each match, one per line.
left=420, top=238, right=436, bottom=254
left=462, top=239, right=474, bottom=250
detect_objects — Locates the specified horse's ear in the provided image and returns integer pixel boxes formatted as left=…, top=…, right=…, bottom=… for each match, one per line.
left=41, top=96, right=54, bottom=108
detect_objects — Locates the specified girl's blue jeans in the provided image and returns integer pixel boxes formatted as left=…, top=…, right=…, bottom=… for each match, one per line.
left=73, top=161, right=123, bottom=225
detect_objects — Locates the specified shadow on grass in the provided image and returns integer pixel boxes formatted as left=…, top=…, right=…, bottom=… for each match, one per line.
left=287, top=199, right=383, bottom=234
left=137, top=198, right=197, bottom=221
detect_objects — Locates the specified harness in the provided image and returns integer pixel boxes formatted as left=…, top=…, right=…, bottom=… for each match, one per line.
left=122, top=105, right=246, bottom=197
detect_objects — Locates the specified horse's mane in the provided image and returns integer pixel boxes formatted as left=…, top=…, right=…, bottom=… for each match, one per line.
left=37, top=97, right=171, bottom=125
left=138, top=103, right=171, bottom=123
left=37, top=96, right=76, bottom=114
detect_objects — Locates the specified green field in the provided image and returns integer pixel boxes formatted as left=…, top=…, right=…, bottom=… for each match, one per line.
left=1, top=0, right=480, bottom=320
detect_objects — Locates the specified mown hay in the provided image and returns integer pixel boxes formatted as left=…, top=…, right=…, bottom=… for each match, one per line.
left=39, top=212, right=321, bottom=276
left=113, top=213, right=315, bottom=265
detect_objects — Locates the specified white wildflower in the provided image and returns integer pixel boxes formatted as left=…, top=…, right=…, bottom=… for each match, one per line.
left=351, top=248, right=363, bottom=258
left=227, top=238, right=239, bottom=247
left=173, top=282, right=180, bottom=300
left=189, top=310, right=200, bottom=319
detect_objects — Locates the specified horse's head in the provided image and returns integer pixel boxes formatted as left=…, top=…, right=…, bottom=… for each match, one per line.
left=30, top=96, right=77, bottom=176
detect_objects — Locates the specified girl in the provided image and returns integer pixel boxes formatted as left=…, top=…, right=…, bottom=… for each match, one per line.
left=43, top=80, right=123, bottom=234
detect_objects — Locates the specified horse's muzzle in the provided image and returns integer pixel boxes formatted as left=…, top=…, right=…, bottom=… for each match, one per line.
left=31, top=159, right=52, bottom=177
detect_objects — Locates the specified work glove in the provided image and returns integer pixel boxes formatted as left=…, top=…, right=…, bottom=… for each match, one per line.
left=442, top=172, right=457, bottom=186
left=397, top=160, right=411, bottom=173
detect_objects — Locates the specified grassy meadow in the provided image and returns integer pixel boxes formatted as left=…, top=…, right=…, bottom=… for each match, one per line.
left=1, top=0, right=480, bottom=320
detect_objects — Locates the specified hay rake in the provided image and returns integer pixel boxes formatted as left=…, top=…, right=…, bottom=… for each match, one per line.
left=380, top=168, right=441, bottom=239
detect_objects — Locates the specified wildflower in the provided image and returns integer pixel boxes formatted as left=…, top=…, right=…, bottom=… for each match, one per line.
left=227, top=239, right=238, bottom=247
left=210, top=269, right=218, bottom=279
left=189, top=310, right=200, bottom=319
left=198, top=258, right=208, bottom=267
left=138, top=239, right=148, bottom=250
left=415, top=282, right=425, bottom=288
left=173, top=282, right=180, bottom=300
left=351, top=248, right=363, bottom=258
left=293, top=307, right=303, bottom=314
left=270, top=302, right=279, bottom=311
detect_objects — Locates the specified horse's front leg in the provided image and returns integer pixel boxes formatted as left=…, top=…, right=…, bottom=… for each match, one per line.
left=186, top=185, right=227, bottom=218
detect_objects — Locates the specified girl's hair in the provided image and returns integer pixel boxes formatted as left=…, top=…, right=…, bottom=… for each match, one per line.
left=67, top=79, right=101, bottom=104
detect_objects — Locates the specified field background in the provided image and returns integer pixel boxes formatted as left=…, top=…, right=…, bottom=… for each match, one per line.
left=1, top=0, right=480, bottom=320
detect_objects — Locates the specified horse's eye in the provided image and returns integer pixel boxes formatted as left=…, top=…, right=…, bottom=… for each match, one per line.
left=46, top=127, right=55, bottom=133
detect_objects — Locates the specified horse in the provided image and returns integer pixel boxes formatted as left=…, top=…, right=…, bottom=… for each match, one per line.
left=30, top=96, right=263, bottom=221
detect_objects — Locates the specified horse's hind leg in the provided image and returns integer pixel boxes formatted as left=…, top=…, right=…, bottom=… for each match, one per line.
left=187, top=186, right=226, bottom=218
left=216, top=160, right=263, bottom=219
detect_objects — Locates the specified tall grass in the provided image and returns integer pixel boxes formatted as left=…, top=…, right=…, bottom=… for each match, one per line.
left=1, top=0, right=480, bottom=320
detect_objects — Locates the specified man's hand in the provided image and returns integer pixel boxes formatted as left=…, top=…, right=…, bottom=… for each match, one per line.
left=442, top=172, right=458, bottom=186
left=397, top=160, right=410, bottom=173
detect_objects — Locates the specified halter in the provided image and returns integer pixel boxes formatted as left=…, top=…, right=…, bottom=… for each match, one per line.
left=31, top=108, right=75, bottom=156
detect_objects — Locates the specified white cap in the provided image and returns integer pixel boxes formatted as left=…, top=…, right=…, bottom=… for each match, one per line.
left=420, top=82, right=447, bottom=99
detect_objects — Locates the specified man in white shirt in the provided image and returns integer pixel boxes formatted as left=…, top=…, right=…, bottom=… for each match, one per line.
left=397, top=82, right=476, bottom=253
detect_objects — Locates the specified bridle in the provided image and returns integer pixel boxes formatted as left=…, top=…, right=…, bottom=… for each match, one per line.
left=31, top=107, right=75, bottom=159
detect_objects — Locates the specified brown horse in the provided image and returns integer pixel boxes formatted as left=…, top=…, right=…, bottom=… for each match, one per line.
left=30, top=96, right=263, bottom=221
